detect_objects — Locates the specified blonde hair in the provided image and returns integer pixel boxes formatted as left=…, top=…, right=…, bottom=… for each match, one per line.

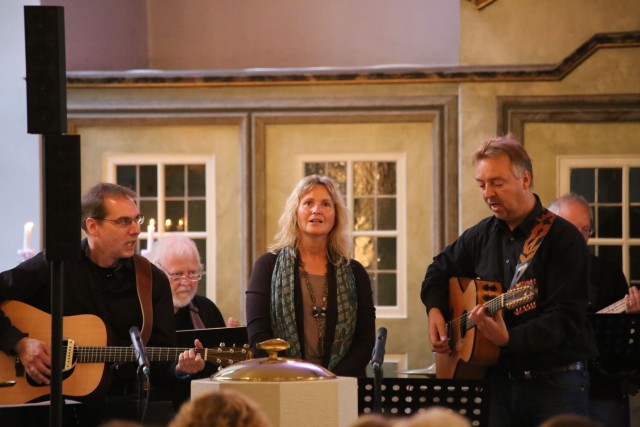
left=396, top=407, right=471, bottom=427
left=269, top=175, right=352, bottom=261
left=169, top=390, right=272, bottom=427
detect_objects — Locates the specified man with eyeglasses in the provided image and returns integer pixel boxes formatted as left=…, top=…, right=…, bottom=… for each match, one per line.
left=548, top=193, right=639, bottom=314
left=0, top=182, right=204, bottom=414
left=147, top=235, right=239, bottom=330
left=147, top=235, right=240, bottom=408
left=549, top=192, right=640, bottom=427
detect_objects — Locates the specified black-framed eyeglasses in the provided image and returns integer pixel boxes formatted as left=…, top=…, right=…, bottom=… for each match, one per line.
left=95, top=214, right=145, bottom=228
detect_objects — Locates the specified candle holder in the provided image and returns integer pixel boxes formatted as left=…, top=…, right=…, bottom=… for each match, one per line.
left=17, top=248, right=37, bottom=262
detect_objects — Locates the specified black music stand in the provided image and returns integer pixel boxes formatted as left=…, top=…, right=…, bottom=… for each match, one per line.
left=588, top=313, right=640, bottom=392
left=358, top=377, right=490, bottom=426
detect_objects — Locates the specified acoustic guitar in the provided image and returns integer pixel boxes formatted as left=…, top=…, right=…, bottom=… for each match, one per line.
left=0, top=300, right=251, bottom=405
left=435, top=277, right=537, bottom=379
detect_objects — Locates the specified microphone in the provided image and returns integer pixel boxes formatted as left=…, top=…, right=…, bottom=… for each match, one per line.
left=129, top=326, right=150, bottom=379
left=370, top=327, right=387, bottom=370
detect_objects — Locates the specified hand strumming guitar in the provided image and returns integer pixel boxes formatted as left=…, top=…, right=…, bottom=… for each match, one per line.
left=468, top=304, right=509, bottom=347
left=15, top=336, right=51, bottom=385
left=427, top=307, right=451, bottom=354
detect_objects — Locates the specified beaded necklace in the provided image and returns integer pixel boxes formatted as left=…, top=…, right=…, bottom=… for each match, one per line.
left=300, top=264, right=328, bottom=355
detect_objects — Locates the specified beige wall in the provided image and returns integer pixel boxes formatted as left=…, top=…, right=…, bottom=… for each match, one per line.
left=460, top=0, right=640, bottom=65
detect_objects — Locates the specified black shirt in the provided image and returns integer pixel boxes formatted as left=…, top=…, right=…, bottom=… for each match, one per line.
left=588, top=254, right=629, bottom=313
left=174, top=294, right=226, bottom=331
left=421, top=195, right=598, bottom=371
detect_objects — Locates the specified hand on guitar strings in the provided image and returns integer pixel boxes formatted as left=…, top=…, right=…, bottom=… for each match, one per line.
left=175, top=338, right=206, bottom=376
left=468, top=304, right=509, bottom=347
left=427, top=308, right=451, bottom=354
left=15, top=337, right=51, bottom=385
left=625, top=286, right=640, bottom=313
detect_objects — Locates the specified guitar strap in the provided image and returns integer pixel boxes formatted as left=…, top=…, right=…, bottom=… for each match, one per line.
left=509, top=208, right=556, bottom=289
left=133, top=254, right=153, bottom=345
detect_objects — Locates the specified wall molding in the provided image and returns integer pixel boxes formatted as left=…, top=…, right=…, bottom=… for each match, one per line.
left=66, top=32, right=640, bottom=88
left=497, top=94, right=640, bottom=143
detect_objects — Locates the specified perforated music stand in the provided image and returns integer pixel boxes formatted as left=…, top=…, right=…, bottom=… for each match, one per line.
left=358, top=377, right=490, bottom=426
left=588, top=314, right=640, bottom=381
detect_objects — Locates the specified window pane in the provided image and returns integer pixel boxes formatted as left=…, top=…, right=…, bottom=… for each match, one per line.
left=188, top=165, right=206, bottom=197
left=597, top=245, right=623, bottom=271
left=139, top=200, right=157, bottom=227
left=631, top=168, right=640, bottom=203
left=327, top=162, right=347, bottom=191
left=116, top=165, right=136, bottom=191
left=188, top=200, right=206, bottom=231
left=377, top=273, right=397, bottom=306
left=570, top=169, right=595, bottom=203
left=630, top=206, right=640, bottom=239
left=631, top=246, right=640, bottom=283
left=165, top=165, right=185, bottom=197
left=598, top=168, right=622, bottom=203
left=354, top=162, right=375, bottom=196
left=377, top=237, right=397, bottom=270
left=596, top=206, right=622, bottom=238
left=166, top=201, right=185, bottom=230
left=354, top=198, right=374, bottom=231
left=305, top=163, right=325, bottom=176
left=139, top=165, right=157, bottom=197
left=354, top=236, right=375, bottom=269
left=377, top=162, right=396, bottom=195
left=377, top=198, right=396, bottom=230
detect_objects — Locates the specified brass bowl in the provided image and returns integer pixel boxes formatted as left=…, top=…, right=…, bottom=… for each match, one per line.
left=213, top=338, right=337, bottom=382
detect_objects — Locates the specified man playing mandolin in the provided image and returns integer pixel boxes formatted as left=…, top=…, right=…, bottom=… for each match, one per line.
left=421, top=135, right=598, bottom=427
left=0, top=183, right=205, bottom=407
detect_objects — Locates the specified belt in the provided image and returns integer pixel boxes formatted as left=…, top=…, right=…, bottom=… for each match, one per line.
left=507, top=361, right=586, bottom=381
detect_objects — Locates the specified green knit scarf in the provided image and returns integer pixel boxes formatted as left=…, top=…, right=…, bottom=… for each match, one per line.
left=270, top=246, right=357, bottom=370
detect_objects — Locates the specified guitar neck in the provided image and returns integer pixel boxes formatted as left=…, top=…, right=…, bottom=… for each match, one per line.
left=464, top=295, right=505, bottom=329
left=72, top=346, right=249, bottom=364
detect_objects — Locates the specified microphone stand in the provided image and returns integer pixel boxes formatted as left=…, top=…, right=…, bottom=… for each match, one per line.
left=372, top=359, right=383, bottom=414
left=370, top=327, right=387, bottom=414
left=129, top=326, right=150, bottom=422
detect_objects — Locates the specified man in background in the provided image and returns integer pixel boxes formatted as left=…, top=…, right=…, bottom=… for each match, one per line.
left=549, top=192, right=640, bottom=427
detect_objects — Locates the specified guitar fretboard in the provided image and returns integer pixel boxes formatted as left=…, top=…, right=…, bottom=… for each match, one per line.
left=67, top=346, right=249, bottom=364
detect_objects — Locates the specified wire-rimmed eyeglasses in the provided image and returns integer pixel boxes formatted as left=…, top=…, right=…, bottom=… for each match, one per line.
left=95, top=214, right=145, bottom=228
left=158, top=263, right=205, bottom=282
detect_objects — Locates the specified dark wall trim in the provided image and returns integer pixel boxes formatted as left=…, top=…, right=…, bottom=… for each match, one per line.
left=497, top=94, right=640, bottom=142
left=66, top=32, right=640, bottom=88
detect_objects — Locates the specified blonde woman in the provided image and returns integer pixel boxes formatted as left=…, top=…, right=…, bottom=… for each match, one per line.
left=246, top=175, right=375, bottom=376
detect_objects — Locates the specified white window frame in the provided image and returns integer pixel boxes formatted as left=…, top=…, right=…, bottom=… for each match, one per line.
left=105, top=153, right=217, bottom=299
left=297, top=153, right=407, bottom=318
left=558, top=155, right=640, bottom=281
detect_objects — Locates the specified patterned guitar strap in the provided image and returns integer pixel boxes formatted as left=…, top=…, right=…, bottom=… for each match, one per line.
left=509, top=208, right=556, bottom=291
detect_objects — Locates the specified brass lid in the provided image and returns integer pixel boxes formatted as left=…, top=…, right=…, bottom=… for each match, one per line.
left=212, top=338, right=337, bottom=382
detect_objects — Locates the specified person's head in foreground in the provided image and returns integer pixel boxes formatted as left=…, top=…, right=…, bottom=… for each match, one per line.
left=169, top=389, right=272, bottom=427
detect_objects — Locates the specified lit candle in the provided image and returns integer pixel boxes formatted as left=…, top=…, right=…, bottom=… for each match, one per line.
left=147, top=219, right=155, bottom=252
left=23, top=222, right=34, bottom=251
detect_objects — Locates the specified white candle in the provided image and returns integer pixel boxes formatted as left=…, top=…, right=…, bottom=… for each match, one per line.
left=23, top=222, right=34, bottom=251
left=147, top=219, right=155, bottom=252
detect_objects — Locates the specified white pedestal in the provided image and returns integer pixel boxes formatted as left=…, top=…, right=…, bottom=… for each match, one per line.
left=191, top=377, right=358, bottom=427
